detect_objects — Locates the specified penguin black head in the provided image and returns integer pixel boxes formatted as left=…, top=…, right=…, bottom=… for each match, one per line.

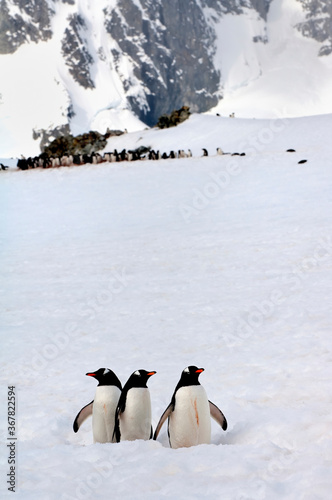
left=177, top=366, right=204, bottom=388
left=125, top=369, right=156, bottom=389
left=86, top=368, right=122, bottom=389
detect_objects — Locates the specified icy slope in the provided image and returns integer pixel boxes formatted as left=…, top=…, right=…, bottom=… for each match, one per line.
left=0, top=114, right=332, bottom=499
left=209, top=0, right=332, bottom=118
left=102, top=112, right=332, bottom=160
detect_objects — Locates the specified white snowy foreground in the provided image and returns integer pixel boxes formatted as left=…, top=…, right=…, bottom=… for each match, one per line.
left=1, top=114, right=332, bottom=499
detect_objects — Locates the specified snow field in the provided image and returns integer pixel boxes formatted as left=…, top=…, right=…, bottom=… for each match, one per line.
left=0, top=114, right=332, bottom=499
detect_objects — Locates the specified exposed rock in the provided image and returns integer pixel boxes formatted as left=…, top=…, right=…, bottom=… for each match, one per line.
left=104, top=0, right=221, bottom=126
left=0, top=0, right=53, bottom=54
left=156, top=106, right=191, bottom=129
left=296, top=0, right=332, bottom=56
left=33, top=124, right=71, bottom=152
left=41, top=129, right=124, bottom=157
left=61, top=14, right=95, bottom=89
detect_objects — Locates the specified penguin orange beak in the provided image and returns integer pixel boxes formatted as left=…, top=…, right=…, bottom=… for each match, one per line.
left=86, top=372, right=96, bottom=377
left=196, top=368, right=204, bottom=373
left=147, top=371, right=156, bottom=377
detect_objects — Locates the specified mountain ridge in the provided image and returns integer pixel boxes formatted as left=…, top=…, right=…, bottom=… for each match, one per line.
left=1, top=0, right=332, bottom=156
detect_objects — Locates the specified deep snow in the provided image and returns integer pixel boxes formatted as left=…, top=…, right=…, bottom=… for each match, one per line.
left=1, top=114, right=332, bottom=499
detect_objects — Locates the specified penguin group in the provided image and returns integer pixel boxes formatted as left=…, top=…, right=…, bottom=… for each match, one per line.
left=286, top=148, right=308, bottom=164
left=14, top=145, right=308, bottom=172
left=16, top=148, right=195, bottom=170
left=73, top=365, right=227, bottom=449
left=15, top=147, right=247, bottom=171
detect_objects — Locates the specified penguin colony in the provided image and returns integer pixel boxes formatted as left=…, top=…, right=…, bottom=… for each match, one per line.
left=13, top=147, right=308, bottom=171
left=15, top=147, right=246, bottom=170
left=73, top=365, right=227, bottom=449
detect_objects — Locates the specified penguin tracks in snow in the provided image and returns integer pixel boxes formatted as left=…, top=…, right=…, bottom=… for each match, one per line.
left=73, top=365, right=227, bottom=448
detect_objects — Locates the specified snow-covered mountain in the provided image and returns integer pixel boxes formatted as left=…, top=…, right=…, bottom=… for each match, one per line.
left=1, top=0, right=332, bottom=157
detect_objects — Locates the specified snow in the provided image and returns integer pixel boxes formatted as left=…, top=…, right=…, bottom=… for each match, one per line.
left=0, top=41, right=70, bottom=157
left=1, top=113, right=332, bottom=498
left=209, top=0, right=332, bottom=119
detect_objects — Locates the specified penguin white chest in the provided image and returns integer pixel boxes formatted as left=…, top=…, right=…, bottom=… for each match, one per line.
left=169, top=386, right=211, bottom=449
left=92, top=386, right=121, bottom=443
left=120, top=388, right=152, bottom=441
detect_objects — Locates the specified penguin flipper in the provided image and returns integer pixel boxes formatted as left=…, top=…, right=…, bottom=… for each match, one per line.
left=112, top=419, right=120, bottom=443
left=73, top=400, right=94, bottom=432
left=112, top=420, right=121, bottom=443
left=113, top=404, right=122, bottom=443
left=209, top=400, right=227, bottom=431
left=153, top=403, right=173, bottom=440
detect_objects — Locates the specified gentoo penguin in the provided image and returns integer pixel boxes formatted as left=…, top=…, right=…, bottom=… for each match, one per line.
left=202, top=148, right=208, bottom=156
left=153, top=366, right=227, bottom=449
left=113, top=369, right=156, bottom=442
left=73, top=368, right=122, bottom=443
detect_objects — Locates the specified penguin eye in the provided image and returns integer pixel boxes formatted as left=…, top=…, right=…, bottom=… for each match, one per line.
left=103, top=369, right=110, bottom=375
left=134, top=370, right=141, bottom=376
left=183, top=367, right=190, bottom=374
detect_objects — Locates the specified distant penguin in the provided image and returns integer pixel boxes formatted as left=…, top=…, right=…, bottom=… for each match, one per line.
left=113, top=369, right=156, bottom=442
left=120, top=149, right=127, bottom=161
left=73, top=368, right=122, bottom=443
left=153, top=366, right=227, bottom=449
left=216, top=148, right=224, bottom=155
left=202, top=148, right=208, bottom=156
left=298, top=159, right=307, bottom=164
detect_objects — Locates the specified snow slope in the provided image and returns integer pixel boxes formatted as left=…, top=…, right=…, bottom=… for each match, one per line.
left=209, top=1, right=332, bottom=118
left=1, top=114, right=332, bottom=499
